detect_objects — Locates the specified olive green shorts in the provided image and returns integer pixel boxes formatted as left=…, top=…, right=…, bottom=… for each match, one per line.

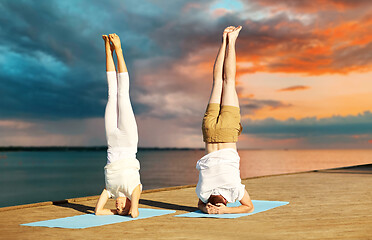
left=202, top=103, right=243, bottom=143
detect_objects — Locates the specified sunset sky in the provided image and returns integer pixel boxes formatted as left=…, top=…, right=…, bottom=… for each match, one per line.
left=0, top=0, right=372, bottom=149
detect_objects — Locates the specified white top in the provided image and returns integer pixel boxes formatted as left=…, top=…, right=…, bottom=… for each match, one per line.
left=196, top=148, right=245, bottom=203
left=104, top=157, right=141, bottom=200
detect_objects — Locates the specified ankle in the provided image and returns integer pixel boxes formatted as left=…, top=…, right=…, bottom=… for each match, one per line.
left=228, top=38, right=236, bottom=44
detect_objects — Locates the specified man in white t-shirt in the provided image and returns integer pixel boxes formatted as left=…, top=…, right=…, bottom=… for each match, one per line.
left=196, top=26, right=254, bottom=214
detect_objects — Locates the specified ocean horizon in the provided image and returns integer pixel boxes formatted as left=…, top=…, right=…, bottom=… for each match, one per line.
left=0, top=148, right=371, bottom=208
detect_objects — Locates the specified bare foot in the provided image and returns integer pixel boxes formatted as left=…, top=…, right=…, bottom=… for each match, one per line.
left=102, top=35, right=113, bottom=53
left=109, top=33, right=122, bottom=51
left=223, top=26, right=235, bottom=40
left=227, top=26, right=242, bottom=42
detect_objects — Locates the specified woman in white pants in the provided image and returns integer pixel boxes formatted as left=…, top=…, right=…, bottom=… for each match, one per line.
left=95, top=33, right=141, bottom=218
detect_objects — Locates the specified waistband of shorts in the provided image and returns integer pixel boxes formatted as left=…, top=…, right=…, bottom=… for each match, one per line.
left=203, top=134, right=239, bottom=143
left=206, top=103, right=240, bottom=110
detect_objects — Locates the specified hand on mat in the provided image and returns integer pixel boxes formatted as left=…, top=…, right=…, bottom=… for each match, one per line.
left=206, top=203, right=221, bottom=214
left=215, top=203, right=227, bottom=214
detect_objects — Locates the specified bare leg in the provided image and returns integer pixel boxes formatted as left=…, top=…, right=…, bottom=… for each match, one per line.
left=208, top=26, right=235, bottom=104
left=205, top=27, right=237, bottom=153
left=221, top=26, right=242, bottom=107
left=129, top=184, right=142, bottom=218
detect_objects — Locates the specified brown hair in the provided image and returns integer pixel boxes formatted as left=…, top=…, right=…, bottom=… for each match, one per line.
left=208, top=195, right=227, bottom=206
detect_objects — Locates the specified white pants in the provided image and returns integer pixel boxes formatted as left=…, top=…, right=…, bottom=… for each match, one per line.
left=105, top=71, right=138, bottom=164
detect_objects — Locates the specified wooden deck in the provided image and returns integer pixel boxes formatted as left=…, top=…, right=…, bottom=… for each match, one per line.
left=1, top=165, right=371, bottom=240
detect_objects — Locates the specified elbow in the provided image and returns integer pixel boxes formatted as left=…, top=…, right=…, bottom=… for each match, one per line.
left=247, top=204, right=254, bottom=213
left=242, top=204, right=254, bottom=213
left=249, top=205, right=254, bottom=213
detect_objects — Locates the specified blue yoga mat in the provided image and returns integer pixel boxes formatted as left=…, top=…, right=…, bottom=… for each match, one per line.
left=21, top=208, right=176, bottom=229
left=174, top=200, right=289, bottom=219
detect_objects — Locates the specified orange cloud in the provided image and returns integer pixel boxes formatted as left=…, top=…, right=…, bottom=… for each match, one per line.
left=236, top=20, right=372, bottom=75
left=277, top=85, right=310, bottom=92
left=238, top=93, right=255, bottom=98
left=233, top=4, right=372, bottom=76
left=253, top=0, right=371, bottom=13
left=244, top=91, right=372, bottom=121
left=368, top=140, right=372, bottom=144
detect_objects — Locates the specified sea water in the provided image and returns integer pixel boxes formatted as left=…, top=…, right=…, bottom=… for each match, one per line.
left=0, top=149, right=371, bottom=207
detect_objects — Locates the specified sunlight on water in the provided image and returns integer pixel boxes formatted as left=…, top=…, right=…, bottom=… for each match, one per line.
left=239, top=149, right=372, bottom=178
left=0, top=149, right=371, bottom=207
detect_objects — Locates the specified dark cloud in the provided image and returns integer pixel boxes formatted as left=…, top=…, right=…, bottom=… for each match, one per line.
left=1, top=0, right=372, bottom=121
left=332, top=42, right=372, bottom=73
left=242, top=111, right=372, bottom=138
left=0, top=0, right=216, bottom=121
left=0, top=0, right=372, bottom=148
left=0, top=0, right=171, bottom=120
left=0, top=66, right=107, bottom=120
left=240, top=98, right=292, bottom=115
left=0, top=118, right=105, bottom=146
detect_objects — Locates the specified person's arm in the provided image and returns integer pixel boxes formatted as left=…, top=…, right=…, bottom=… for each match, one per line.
left=94, top=189, right=118, bottom=215
left=215, top=189, right=254, bottom=214
left=129, top=184, right=141, bottom=218
left=198, top=199, right=208, bottom=213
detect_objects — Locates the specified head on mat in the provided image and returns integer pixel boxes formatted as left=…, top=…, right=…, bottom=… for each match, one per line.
left=116, top=197, right=131, bottom=215
left=208, top=195, right=227, bottom=206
